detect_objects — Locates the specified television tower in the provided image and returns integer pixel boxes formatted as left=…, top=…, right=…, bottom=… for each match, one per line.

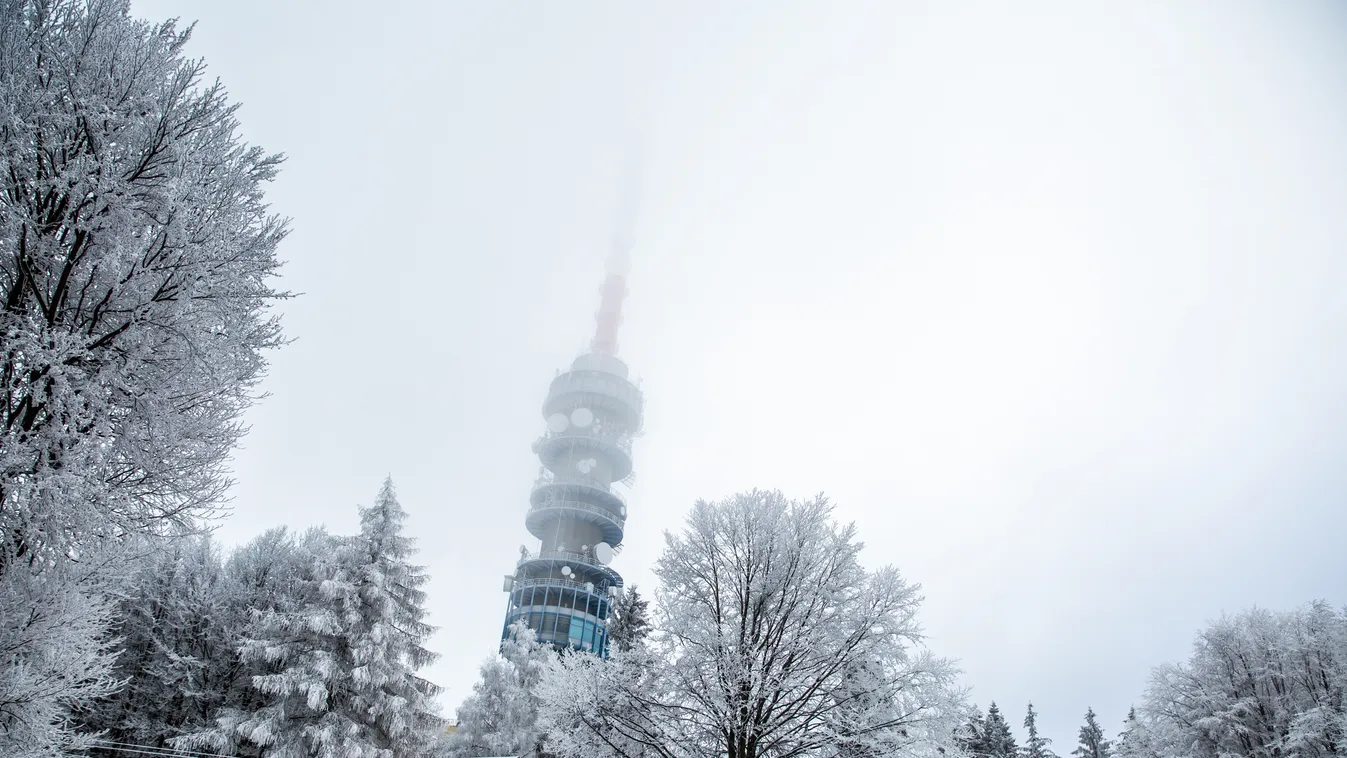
left=500, top=176, right=643, bottom=657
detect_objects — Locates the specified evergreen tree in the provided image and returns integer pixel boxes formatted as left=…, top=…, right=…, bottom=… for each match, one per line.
left=984, top=702, right=1019, bottom=758
left=0, top=555, right=121, bottom=757
left=1072, top=707, right=1111, bottom=758
left=607, top=584, right=652, bottom=652
left=1022, top=702, right=1057, bottom=758
left=345, top=478, right=443, bottom=753
left=175, top=527, right=336, bottom=757
left=178, top=480, right=442, bottom=757
left=1113, top=707, right=1157, bottom=758
left=956, top=707, right=989, bottom=758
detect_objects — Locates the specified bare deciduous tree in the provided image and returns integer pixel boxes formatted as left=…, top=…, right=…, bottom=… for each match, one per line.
left=0, top=0, right=288, bottom=574
left=540, top=490, right=965, bottom=758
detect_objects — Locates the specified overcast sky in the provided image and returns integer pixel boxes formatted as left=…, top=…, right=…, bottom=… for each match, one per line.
left=131, top=0, right=1347, bottom=748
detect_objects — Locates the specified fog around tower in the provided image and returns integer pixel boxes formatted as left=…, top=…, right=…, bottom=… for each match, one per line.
left=126, top=0, right=1347, bottom=749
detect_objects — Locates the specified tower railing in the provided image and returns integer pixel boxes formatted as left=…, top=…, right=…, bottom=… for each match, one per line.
left=532, top=469, right=627, bottom=510
left=545, top=371, right=644, bottom=430
left=534, top=426, right=634, bottom=455
left=515, top=548, right=622, bottom=584
left=527, top=497, right=624, bottom=524
left=511, top=576, right=621, bottom=593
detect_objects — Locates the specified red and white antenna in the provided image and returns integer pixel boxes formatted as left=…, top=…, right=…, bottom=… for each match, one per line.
left=590, top=145, right=643, bottom=356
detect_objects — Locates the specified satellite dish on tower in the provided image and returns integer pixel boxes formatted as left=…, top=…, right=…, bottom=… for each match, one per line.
left=571, top=407, right=594, bottom=428
left=547, top=413, right=569, bottom=433
left=561, top=565, right=573, bottom=577
left=594, top=542, right=614, bottom=565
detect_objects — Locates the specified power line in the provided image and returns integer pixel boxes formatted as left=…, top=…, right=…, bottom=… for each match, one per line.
left=85, top=738, right=239, bottom=758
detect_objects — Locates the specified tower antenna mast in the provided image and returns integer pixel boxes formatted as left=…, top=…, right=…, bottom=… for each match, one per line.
left=591, top=144, right=643, bottom=357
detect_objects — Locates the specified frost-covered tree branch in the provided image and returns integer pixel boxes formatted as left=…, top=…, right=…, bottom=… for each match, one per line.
left=0, top=0, right=289, bottom=575
left=539, top=490, right=966, bottom=758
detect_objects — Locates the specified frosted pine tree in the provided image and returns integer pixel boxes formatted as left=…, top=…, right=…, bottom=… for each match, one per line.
left=1112, top=708, right=1157, bottom=758
left=175, top=527, right=338, bottom=757
left=1022, top=702, right=1058, bottom=758
left=1072, top=708, right=1111, bottom=758
left=179, top=484, right=441, bottom=758
left=983, top=702, right=1019, bottom=758
left=606, top=584, right=651, bottom=653
left=345, top=478, right=443, bottom=754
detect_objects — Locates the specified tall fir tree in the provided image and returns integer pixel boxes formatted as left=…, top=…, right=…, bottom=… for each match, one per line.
left=606, top=584, right=652, bottom=653
left=984, top=702, right=1019, bottom=758
left=178, top=480, right=442, bottom=757
left=345, top=478, right=443, bottom=751
left=1071, top=707, right=1112, bottom=758
left=1113, top=707, right=1156, bottom=758
left=1022, top=702, right=1057, bottom=758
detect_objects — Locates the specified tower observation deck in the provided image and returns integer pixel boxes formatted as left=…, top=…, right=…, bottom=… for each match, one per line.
left=501, top=249, right=642, bottom=657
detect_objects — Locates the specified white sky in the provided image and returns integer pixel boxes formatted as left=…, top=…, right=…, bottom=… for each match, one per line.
left=132, top=0, right=1347, bottom=748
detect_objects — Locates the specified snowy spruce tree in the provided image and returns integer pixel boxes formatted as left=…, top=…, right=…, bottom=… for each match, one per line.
left=1072, top=708, right=1111, bottom=758
left=983, top=702, right=1019, bottom=758
left=538, top=490, right=966, bottom=758
left=449, top=618, right=555, bottom=758
left=1112, top=708, right=1157, bottom=758
left=1022, top=702, right=1057, bottom=758
left=606, top=584, right=652, bottom=653
left=179, top=481, right=441, bottom=758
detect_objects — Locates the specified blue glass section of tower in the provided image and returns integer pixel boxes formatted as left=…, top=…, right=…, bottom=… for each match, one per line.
left=502, top=351, right=642, bottom=656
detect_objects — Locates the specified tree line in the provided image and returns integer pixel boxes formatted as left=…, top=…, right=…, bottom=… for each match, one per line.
left=446, top=492, right=1347, bottom=758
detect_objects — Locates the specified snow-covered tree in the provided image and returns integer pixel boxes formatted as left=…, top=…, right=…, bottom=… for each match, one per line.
left=538, top=489, right=965, bottom=758
left=1022, top=702, right=1057, bottom=758
left=179, top=481, right=442, bottom=757
left=78, top=535, right=237, bottom=752
left=451, top=618, right=555, bottom=758
left=1072, top=708, right=1111, bottom=758
left=1141, top=601, right=1347, bottom=758
left=607, top=584, right=651, bottom=653
left=0, top=1, right=285, bottom=745
left=537, top=644, right=668, bottom=758
left=0, top=554, right=121, bottom=757
left=957, top=707, right=990, bottom=758
left=345, top=478, right=443, bottom=753
left=173, top=526, right=331, bottom=757
left=0, top=0, right=288, bottom=576
left=982, top=702, right=1019, bottom=758
left=1112, top=708, right=1157, bottom=758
